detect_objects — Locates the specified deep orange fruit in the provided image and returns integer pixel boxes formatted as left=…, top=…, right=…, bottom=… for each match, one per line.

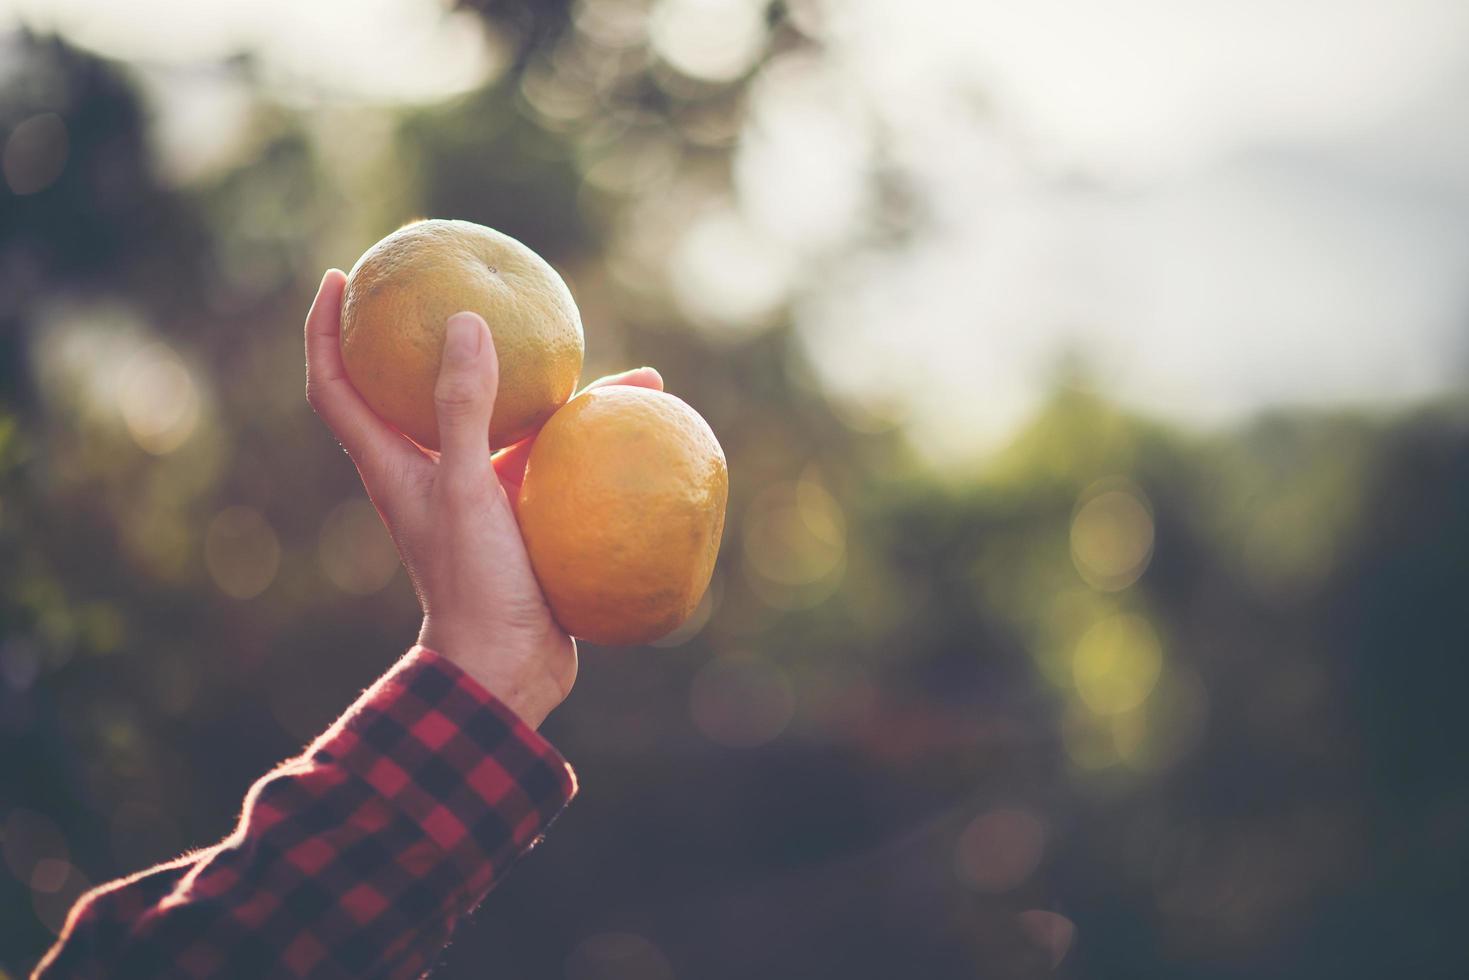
left=517, top=386, right=728, bottom=645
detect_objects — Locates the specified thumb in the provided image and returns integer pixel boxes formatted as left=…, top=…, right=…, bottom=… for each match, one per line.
left=434, top=312, right=498, bottom=486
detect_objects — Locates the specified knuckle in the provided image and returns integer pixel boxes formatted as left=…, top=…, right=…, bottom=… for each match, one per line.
left=434, top=380, right=480, bottom=416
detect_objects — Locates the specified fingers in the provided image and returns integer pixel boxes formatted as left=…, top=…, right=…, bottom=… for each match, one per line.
left=492, top=366, right=665, bottom=489
left=304, top=269, right=418, bottom=480
left=580, top=365, right=664, bottom=396
left=434, top=312, right=499, bottom=495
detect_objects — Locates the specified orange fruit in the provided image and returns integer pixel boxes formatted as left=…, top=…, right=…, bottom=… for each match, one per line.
left=340, top=219, right=583, bottom=450
left=518, top=386, right=728, bottom=645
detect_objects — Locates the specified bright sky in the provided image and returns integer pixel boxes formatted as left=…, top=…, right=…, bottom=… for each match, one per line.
left=763, top=0, right=1469, bottom=455
left=7, top=0, right=1469, bottom=458
left=0, top=0, right=499, bottom=102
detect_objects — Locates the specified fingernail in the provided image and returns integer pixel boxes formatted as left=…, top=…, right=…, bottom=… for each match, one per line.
left=444, top=314, right=482, bottom=362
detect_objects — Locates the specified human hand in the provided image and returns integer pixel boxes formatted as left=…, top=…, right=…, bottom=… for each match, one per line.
left=304, top=268, right=662, bottom=727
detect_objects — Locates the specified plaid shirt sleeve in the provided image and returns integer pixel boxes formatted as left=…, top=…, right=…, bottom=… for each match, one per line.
left=32, top=646, right=577, bottom=979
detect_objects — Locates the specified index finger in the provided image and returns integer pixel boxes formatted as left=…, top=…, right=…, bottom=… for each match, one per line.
left=492, top=365, right=665, bottom=496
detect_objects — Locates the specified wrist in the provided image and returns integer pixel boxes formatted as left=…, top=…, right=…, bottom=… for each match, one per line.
left=417, top=617, right=566, bottom=728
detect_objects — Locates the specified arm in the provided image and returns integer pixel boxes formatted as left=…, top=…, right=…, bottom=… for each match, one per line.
left=35, top=270, right=662, bottom=978
left=35, top=648, right=574, bottom=980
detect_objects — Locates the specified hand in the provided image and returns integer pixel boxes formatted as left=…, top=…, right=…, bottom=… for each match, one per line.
left=304, top=268, right=662, bottom=727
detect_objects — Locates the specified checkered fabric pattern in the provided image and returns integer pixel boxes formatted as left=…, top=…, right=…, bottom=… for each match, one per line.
left=33, top=646, right=577, bottom=979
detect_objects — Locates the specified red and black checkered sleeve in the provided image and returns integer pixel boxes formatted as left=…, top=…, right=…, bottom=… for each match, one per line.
left=33, top=646, right=577, bottom=979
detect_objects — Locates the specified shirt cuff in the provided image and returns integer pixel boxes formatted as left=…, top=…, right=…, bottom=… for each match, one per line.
left=308, top=646, right=577, bottom=900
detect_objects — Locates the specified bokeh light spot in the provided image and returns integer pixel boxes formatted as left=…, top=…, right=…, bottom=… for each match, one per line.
left=955, top=806, right=1047, bottom=893
left=652, top=572, right=720, bottom=647
left=1, top=638, right=41, bottom=691
left=31, top=863, right=90, bottom=936
left=1072, top=613, right=1164, bottom=715
left=29, top=857, right=71, bottom=894
left=582, top=129, right=683, bottom=196
left=118, top=343, right=201, bottom=455
left=690, top=654, right=796, bottom=748
left=520, top=59, right=598, bottom=125
left=204, top=506, right=281, bottom=599
left=2, top=808, right=69, bottom=883
left=565, top=930, right=676, bottom=980
left=1071, top=481, right=1155, bottom=591
left=574, top=0, right=651, bottom=50
left=318, top=499, right=399, bottom=595
left=736, top=51, right=869, bottom=253
left=670, top=206, right=794, bottom=332
left=742, top=477, right=846, bottom=608
left=1014, top=909, right=1077, bottom=969
left=3, top=112, right=69, bottom=195
left=650, top=0, right=767, bottom=83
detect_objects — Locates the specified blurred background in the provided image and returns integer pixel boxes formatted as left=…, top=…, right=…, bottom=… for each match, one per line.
left=2, top=0, right=1468, bottom=977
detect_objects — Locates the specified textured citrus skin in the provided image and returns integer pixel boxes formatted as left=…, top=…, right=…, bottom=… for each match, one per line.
left=518, top=386, right=728, bottom=646
left=340, top=219, right=584, bottom=450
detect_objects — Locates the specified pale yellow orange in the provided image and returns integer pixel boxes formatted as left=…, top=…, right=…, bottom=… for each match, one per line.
left=340, top=219, right=583, bottom=450
left=518, top=386, right=728, bottom=645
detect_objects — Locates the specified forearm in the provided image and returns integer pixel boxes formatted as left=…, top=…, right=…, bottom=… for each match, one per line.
left=34, top=647, right=576, bottom=980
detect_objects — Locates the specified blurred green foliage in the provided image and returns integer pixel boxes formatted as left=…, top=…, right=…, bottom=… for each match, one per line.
left=3, top=16, right=1469, bottom=980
